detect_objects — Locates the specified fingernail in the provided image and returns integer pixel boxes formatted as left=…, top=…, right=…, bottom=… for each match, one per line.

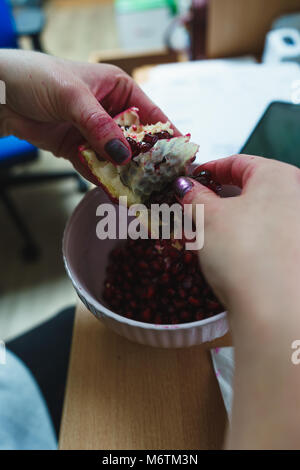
left=105, top=139, right=130, bottom=164
left=173, top=177, right=194, bottom=198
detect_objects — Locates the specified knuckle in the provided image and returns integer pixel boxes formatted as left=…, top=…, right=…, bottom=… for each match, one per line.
left=146, top=104, right=164, bottom=123
left=58, top=81, right=83, bottom=109
left=107, top=64, right=125, bottom=76
left=82, top=111, right=113, bottom=140
left=60, top=83, right=80, bottom=103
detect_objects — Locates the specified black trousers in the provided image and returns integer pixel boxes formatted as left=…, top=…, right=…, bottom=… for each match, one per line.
left=7, top=306, right=75, bottom=439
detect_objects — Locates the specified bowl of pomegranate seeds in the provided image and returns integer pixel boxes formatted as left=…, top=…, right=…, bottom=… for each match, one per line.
left=63, top=187, right=228, bottom=348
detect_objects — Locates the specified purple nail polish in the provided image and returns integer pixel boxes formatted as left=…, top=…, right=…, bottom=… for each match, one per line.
left=105, top=139, right=130, bottom=165
left=173, top=177, right=193, bottom=198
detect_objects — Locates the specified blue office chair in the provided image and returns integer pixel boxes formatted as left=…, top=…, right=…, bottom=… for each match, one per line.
left=0, top=0, right=87, bottom=261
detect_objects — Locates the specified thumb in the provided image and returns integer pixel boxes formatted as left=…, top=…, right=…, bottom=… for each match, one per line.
left=173, top=176, right=220, bottom=221
left=174, top=176, right=219, bottom=204
left=68, top=88, right=131, bottom=165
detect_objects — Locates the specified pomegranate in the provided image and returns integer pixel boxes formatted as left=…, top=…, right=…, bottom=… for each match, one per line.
left=103, top=239, right=224, bottom=325
left=79, top=107, right=224, bottom=325
left=78, top=107, right=199, bottom=206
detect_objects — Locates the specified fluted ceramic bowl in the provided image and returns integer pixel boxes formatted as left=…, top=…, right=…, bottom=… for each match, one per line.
left=63, top=187, right=228, bottom=348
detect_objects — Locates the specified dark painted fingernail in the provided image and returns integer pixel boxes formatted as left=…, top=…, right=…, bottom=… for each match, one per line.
left=105, top=139, right=130, bottom=164
left=173, top=177, right=194, bottom=198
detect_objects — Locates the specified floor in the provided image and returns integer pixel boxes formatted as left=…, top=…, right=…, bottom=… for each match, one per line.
left=0, top=0, right=118, bottom=340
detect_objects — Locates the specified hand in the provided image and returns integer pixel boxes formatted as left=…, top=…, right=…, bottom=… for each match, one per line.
left=174, top=155, right=300, bottom=449
left=175, top=155, right=300, bottom=321
left=0, top=49, right=177, bottom=183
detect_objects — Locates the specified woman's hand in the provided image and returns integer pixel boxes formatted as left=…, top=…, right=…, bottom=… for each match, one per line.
left=175, top=155, right=300, bottom=324
left=0, top=49, right=176, bottom=182
left=174, top=155, right=300, bottom=449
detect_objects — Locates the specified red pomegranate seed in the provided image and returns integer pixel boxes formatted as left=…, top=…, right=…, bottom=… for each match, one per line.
left=140, top=142, right=152, bottom=153
left=102, top=239, right=223, bottom=325
left=141, top=308, right=152, bottom=322
left=161, top=273, right=170, bottom=284
left=138, top=261, right=148, bottom=269
left=206, top=300, right=221, bottom=311
left=195, top=312, right=204, bottom=321
left=184, top=253, right=193, bottom=264
left=193, top=170, right=222, bottom=194
left=182, top=276, right=192, bottom=290
left=167, top=288, right=176, bottom=296
left=126, top=136, right=140, bottom=157
left=125, top=130, right=173, bottom=159
left=155, top=131, right=172, bottom=140
left=174, top=300, right=185, bottom=309
left=188, top=296, right=200, bottom=306
left=152, top=261, right=162, bottom=271
left=143, top=133, right=158, bottom=146
left=146, top=286, right=155, bottom=299
left=180, top=311, right=190, bottom=321
left=179, top=289, right=186, bottom=299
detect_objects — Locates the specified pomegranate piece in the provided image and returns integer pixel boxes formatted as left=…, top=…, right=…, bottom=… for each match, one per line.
left=102, top=239, right=224, bottom=325
left=78, top=107, right=199, bottom=207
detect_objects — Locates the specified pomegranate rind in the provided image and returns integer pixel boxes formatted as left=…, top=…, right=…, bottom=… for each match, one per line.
left=80, top=145, right=141, bottom=206
left=114, top=107, right=140, bottom=127
left=114, top=107, right=173, bottom=142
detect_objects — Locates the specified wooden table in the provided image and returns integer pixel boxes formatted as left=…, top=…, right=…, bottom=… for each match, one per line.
left=59, top=303, right=231, bottom=449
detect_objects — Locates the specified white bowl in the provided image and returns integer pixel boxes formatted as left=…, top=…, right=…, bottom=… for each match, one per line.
left=63, top=187, right=228, bottom=348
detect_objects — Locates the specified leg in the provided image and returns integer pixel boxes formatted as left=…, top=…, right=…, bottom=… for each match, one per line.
left=7, top=306, right=75, bottom=438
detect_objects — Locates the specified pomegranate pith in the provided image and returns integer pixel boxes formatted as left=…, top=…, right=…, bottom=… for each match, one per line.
left=103, top=239, right=224, bottom=325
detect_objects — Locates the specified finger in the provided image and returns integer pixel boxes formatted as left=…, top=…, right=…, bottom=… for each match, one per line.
left=193, top=154, right=265, bottom=188
left=2, top=109, right=102, bottom=185
left=126, top=83, right=182, bottom=136
left=173, top=176, right=220, bottom=212
left=173, top=177, right=220, bottom=225
left=67, top=87, right=131, bottom=165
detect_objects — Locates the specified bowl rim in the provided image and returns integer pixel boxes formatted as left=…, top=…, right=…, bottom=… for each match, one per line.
left=63, top=187, right=227, bottom=331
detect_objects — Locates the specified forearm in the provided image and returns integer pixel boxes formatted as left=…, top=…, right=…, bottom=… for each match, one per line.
left=226, top=296, right=300, bottom=449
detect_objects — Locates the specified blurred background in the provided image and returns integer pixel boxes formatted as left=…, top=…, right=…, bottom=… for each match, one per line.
left=1, top=0, right=300, bottom=341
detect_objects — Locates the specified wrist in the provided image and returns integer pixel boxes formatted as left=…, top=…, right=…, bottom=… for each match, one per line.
left=227, top=284, right=300, bottom=352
